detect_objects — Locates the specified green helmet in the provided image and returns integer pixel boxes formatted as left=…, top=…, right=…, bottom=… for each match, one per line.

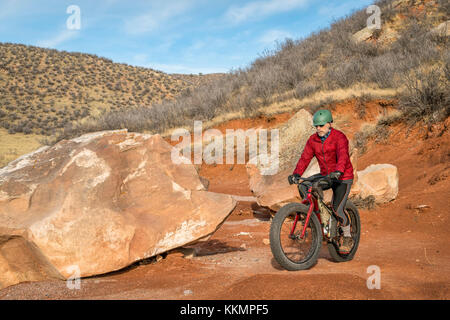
left=313, top=109, right=333, bottom=126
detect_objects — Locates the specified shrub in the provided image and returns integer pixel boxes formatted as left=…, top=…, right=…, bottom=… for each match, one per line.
left=354, top=96, right=367, bottom=119
left=294, top=81, right=319, bottom=100
left=354, top=131, right=369, bottom=155
left=23, top=126, right=32, bottom=134
left=351, top=195, right=376, bottom=210
left=399, top=66, right=449, bottom=125
left=353, top=123, right=376, bottom=155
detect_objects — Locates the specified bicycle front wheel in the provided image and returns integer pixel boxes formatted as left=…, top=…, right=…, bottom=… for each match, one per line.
left=270, top=203, right=322, bottom=271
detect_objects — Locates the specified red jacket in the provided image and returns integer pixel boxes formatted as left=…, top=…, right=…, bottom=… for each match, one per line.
left=293, top=128, right=354, bottom=180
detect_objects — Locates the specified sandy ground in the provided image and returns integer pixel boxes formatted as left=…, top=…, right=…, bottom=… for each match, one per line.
left=0, top=100, right=448, bottom=300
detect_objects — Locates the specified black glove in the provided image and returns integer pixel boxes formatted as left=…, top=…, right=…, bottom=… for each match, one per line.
left=288, top=173, right=301, bottom=185
left=329, top=171, right=342, bottom=180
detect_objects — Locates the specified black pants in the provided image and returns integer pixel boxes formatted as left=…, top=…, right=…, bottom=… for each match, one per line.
left=299, top=177, right=353, bottom=226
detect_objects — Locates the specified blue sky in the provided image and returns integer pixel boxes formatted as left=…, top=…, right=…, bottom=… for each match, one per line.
left=0, top=0, right=374, bottom=74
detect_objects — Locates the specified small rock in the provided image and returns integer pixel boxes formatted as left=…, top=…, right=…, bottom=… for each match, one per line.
left=415, top=204, right=431, bottom=209
left=263, top=239, right=270, bottom=245
left=235, top=232, right=252, bottom=238
left=414, top=204, right=431, bottom=213
left=184, top=290, right=193, bottom=296
left=352, top=26, right=377, bottom=43
left=240, top=243, right=247, bottom=250
left=179, top=248, right=196, bottom=259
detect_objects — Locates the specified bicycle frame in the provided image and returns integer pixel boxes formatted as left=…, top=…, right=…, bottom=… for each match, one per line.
left=289, top=185, right=323, bottom=239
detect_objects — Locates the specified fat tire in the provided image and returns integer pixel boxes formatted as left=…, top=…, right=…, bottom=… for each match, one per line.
left=327, top=200, right=361, bottom=262
left=270, top=202, right=322, bottom=271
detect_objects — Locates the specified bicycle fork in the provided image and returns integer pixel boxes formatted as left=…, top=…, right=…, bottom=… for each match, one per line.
left=290, top=186, right=317, bottom=239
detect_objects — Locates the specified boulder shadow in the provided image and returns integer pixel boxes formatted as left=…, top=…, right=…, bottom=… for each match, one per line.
left=85, top=252, right=170, bottom=279
left=187, top=239, right=246, bottom=257
left=250, top=202, right=274, bottom=221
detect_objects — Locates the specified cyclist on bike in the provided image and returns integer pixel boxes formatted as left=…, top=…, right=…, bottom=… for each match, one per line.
left=288, top=109, right=354, bottom=254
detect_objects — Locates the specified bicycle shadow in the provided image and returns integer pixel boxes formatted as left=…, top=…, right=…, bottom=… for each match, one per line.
left=269, top=244, right=335, bottom=270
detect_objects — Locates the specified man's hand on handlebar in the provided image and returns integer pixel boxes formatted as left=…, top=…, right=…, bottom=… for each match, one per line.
left=288, top=173, right=303, bottom=185
left=288, top=171, right=342, bottom=185
left=329, top=171, right=342, bottom=180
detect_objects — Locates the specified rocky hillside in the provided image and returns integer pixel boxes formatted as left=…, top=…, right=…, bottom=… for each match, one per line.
left=0, top=43, right=213, bottom=135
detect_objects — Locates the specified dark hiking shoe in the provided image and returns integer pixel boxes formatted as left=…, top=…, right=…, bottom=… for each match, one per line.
left=339, top=236, right=354, bottom=254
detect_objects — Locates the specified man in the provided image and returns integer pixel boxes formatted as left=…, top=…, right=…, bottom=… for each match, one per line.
left=288, top=109, right=354, bottom=254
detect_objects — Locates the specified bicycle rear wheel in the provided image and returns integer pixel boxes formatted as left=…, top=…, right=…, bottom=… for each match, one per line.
left=327, top=200, right=361, bottom=262
left=270, top=203, right=322, bottom=270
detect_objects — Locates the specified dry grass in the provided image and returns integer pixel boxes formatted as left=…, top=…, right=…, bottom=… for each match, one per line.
left=353, top=109, right=403, bottom=154
left=350, top=194, right=376, bottom=209
left=0, top=129, right=43, bottom=167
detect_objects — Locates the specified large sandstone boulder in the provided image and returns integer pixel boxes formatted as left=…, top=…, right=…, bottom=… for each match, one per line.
left=0, top=129, right=236, bottom=289
left=276, top=109, right=316, bottom=172
left=351, top=164, right=399, bottom=203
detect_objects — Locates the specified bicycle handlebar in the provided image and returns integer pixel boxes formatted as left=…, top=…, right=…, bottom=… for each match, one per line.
left=293, top=174, right=337, bottom=186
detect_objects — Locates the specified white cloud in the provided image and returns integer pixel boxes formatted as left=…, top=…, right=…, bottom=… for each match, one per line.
left=36, top=29, right=79, bottom=48
left=225, top=0, right=310, bottom=25
left=124, top=0, right=194, bottom=35
left=184, top=37, right=229, bottom=59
